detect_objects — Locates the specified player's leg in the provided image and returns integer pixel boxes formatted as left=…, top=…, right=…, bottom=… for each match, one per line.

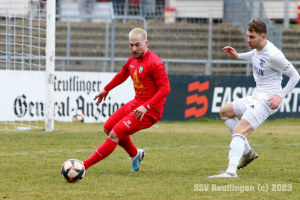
left=220, top=102, right=239, bottom=133
left=82, top=107, right=156, bottom=171
left=113, top=112, right=157, bottom=172
left=208, top=117, right=254, bottom=178
left=209, top=99, right=270, bottom=178
left=103, top=104, right=138, bottom=157
left=237, top=97, right=280, bottom=170
left=233, top=97, right=261, bottom=170
left=83, top=104, right=133, bottom=170
left=117, top=135, right=138, bottom=157
left=104, top=123, right=138, bottom=158
left=83, top=133, right=118, bottom=170
left=226, top=118, right=254, bottom=175
left=221, top=99, right=253, bottom=155
left=83, top=129, right=125, bottom=170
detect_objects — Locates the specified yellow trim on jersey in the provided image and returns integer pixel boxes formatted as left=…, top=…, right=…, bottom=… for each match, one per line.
left=133, top=69, right=144, bottom=88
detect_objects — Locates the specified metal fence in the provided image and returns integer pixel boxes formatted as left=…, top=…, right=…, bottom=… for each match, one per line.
left=113, top=2, right=165, bottom=20
left=1, top=1, right=300, bottom=75
left=224, top=0, right=282, bottom=50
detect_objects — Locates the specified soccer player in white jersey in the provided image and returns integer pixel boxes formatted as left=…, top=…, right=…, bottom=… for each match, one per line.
left=208, top=19, right=300, bottom=178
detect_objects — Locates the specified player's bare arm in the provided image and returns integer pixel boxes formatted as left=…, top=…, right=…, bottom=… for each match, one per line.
left=222, top=46, right=238, bottom=58
left=133, top=105, right=147, bottom=121
left=268, top=95, right=282, bottom=110
left=94, top=89, right=109, bottom=104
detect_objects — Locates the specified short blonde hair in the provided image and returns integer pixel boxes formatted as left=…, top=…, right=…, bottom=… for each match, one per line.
left=129, top=28, right=147, bottom=40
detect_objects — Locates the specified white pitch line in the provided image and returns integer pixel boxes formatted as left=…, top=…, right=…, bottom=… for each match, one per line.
left=1, top=143, right=300, bottom=157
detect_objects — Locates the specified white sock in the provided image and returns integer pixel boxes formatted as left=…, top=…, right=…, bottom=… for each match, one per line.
left=244, top=138, right=251, bottom=155
left=222, top=117, right=252, bottom=155
left=222, top=117, right=239, bottom=134
left=226, top=134, right=245, bottom=174
left=227, top=164, right=238, bottom=174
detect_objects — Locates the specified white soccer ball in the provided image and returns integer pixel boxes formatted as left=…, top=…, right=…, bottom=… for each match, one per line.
left=72, top=111, right=84, bottom=122
left=61, top=159, right=85, bottom=183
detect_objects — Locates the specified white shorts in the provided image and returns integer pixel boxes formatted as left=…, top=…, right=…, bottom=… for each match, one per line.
left=232, top=95, right=280, bottom=130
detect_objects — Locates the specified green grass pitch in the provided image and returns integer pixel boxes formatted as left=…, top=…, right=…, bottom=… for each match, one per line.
left=0, top=118, right=300, bottom=199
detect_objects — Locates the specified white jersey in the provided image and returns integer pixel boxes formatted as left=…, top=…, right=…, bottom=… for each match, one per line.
left=238, top=40, right=299, bottom=100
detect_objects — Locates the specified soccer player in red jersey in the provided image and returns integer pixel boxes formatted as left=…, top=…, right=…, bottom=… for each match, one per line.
left=81, top=28, right=171, bottom=172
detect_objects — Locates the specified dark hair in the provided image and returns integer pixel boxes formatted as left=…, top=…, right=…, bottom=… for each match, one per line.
left=248, top=19, right=267, bottom=36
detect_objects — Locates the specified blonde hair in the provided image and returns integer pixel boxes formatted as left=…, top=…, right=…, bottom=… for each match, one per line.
left=129, top=28, right=147, bottom=40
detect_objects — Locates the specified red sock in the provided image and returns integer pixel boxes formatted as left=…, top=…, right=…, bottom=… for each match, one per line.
left=118, top=135, right=137, bottom=157
left=84, top=138, right=118, bottom=170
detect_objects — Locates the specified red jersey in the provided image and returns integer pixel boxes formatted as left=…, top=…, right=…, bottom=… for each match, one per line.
left=104, top=50, right=171, bottom=117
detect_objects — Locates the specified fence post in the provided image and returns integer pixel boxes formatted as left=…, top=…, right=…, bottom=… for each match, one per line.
left=62, top=60, right=65, bottom=71
left=29, top=14, right=32, bottom=69
left=124, top=0, right=128, bottom=24
left=284, top=0, right=290, bottom=28
left=103, top=19, right=109, bottom=72
left=140, top=1, right=143, bottom=17
left=6, top=3, right=11, bottom=70
left=249, top=0, right=253, bottom=17
left=165, top=62, right=168, bottom=74
left=205, top=11, right=212, bottom=75
left=110, top=19, right=115, bottom=72
left=246, top=63, right=250, bottom=76
left=45, top=0, right=56, bottom=131
left=67, top=17, right=71, bottom=65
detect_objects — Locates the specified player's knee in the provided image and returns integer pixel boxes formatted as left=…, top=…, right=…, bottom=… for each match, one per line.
left=233, top=119, right=253, bottom=136
left=220, top=104, right=235, bottom=118
left=108, top=130, right=119, bottom=142
left=103, top=117, right=118, bottom=133
left=103, top=128, right=110, bottom=136
left=220, top=105, right=229, bottom=117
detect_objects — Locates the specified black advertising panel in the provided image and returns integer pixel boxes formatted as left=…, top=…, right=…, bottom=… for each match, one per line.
left=162, top=75, right=298, bottom=121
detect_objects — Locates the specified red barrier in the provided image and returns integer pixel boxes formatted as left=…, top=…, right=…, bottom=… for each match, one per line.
left=298, top=5, right=300, bottom=24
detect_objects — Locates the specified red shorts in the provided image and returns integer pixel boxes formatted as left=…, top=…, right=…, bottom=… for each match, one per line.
left=103, top=102, right=161, bottom=140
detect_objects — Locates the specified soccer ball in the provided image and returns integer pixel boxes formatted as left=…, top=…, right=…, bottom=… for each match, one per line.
left=61, top=159, right=85, bottom=183
left=72, top=111, right=84, bottom=122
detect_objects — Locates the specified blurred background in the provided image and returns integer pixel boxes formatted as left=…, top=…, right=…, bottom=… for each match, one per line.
left=1, top=0, right=300, bottom=75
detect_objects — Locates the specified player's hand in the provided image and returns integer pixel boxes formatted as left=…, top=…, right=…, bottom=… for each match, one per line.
left=268, top=95, right=282, bottom=110
left=222, top=46, right=238, bottom=58
left=133, top=105, right=147, bottom=121
left=94, top=89, right=109, bottom=104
